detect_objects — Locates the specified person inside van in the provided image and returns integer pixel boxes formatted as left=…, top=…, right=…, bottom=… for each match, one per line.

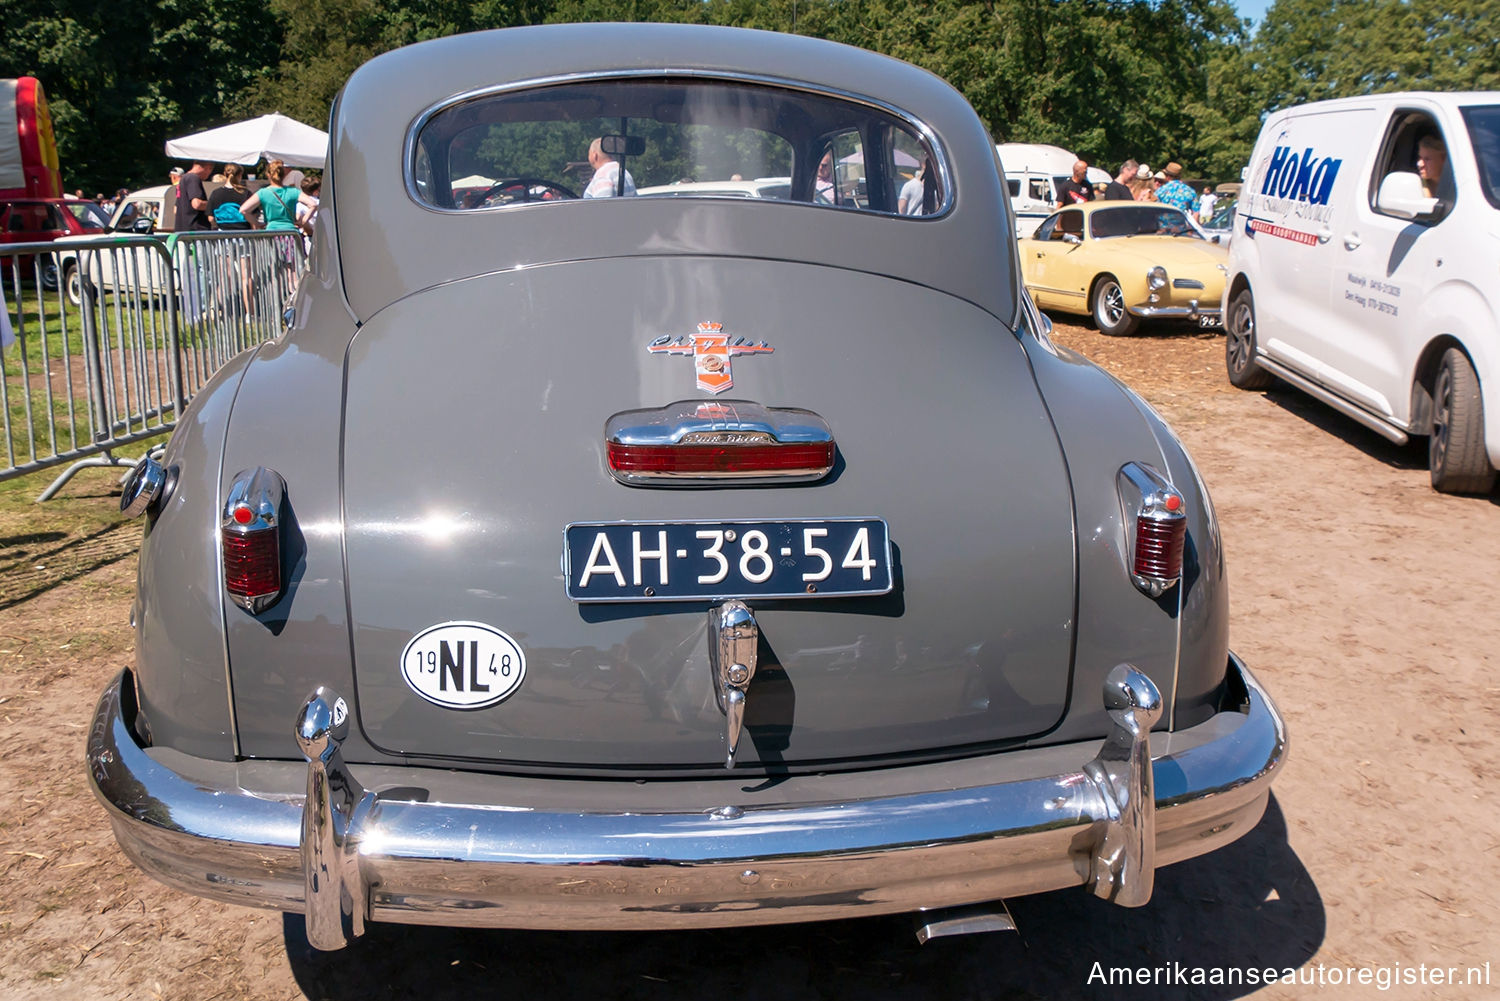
left=1416, top=133, right=1446, bottom=198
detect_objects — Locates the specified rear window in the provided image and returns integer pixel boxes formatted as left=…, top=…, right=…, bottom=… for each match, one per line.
left=411, top=78, right=946, bottom=217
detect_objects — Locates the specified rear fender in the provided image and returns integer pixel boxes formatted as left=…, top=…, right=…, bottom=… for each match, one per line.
left=132, top=350, right=258, bottom=760
left=1021, top=330, right=1228, bottom=739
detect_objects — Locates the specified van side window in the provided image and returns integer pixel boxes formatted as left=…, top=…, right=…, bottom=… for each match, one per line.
left=1371, top=112, right=1452, bottom=218
left=1460, top=105, right=1500, bottom=210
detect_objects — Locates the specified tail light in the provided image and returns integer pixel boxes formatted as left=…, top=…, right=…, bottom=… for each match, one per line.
left=1118, top=462, right=1186, bottom=597
left=223, top=466, right=286, bottom=613
left=607, top=440, right=835, bottom=477
left=605, top=400, right=835, bottom=486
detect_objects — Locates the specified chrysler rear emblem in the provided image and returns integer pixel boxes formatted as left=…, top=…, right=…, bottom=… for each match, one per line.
left=648, top=322, right=773, bottom=395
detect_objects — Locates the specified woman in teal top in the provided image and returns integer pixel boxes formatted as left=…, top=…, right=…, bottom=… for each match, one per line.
left=240, top=158, right=315, bottom=231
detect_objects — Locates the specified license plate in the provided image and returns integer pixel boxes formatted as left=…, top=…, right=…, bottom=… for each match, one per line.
left=564, top=518, right=892, bottom=602
left=1198, top=314, right=1222, bottom=329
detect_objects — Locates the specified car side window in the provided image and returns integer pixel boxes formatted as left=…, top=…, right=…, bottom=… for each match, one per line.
left=1371, top=111, right=1453, bottom=219
left=1056, top=209, right=1083, bottom=239
left=1033, top=215, right=1059, bottom=241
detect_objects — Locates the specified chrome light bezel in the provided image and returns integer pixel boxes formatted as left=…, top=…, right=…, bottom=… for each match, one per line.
left=1117, top=462, right=1186, bottom=598
left=120, top=453, right=167, bottom=518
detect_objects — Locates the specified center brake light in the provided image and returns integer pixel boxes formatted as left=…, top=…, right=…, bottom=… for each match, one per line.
left=604, top=400, right=835, bottom=486
left=1117, top=462, right=1187, bottom=598
left=222, top=466, right=287, bottom=613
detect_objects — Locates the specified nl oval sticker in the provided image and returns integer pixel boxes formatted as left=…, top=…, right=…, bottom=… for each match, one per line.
left=400, top=621, right=526, bottom=710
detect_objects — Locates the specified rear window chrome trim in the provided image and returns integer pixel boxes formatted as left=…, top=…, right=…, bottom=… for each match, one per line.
left=402, top=68, right=953, bottom=219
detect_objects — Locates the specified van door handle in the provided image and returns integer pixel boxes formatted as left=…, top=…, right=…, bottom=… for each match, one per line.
left=1343, top=233, right=1362, bottom=250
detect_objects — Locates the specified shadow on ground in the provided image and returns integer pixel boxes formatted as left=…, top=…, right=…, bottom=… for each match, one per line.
left=1259, top=385, right=1425, bottom=473
left=0, top=521, right=138, bottom=609
left=284, top=795, right=1320, bottom=1001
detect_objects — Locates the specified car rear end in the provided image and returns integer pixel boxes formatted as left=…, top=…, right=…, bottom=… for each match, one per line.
left=88, top=23, right=1283, bottom=950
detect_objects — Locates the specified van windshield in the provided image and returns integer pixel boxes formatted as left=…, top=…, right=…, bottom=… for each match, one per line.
left=1461, top=105, right=1500, bottom=210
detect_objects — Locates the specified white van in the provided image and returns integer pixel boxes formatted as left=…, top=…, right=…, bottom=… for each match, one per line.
left=1224, top=92, right=1500, bottom=494
left=996, top=143, right=1111, bottom=237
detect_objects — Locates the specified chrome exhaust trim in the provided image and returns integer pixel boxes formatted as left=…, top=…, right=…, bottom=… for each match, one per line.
left=914, top=901, right=1017, bottom=943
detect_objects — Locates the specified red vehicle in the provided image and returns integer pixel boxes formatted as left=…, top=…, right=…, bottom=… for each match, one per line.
left=1, top=197, right=110, bottom=286
left=3, top=76, right=100, bottom=286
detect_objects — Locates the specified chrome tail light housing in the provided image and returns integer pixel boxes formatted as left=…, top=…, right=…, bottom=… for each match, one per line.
left=604, top=400, right=835, bottom=486
left=1118, top=462, right=1186, bottom=598
left=222, top=466, right=286, bottom=613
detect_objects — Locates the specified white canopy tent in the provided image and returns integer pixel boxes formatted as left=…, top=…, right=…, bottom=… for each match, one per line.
left=165, top=113, right=328, bottom=169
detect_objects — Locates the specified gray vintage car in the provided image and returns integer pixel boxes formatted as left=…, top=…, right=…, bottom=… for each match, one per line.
left=87, top=23, right=1285, bottom=950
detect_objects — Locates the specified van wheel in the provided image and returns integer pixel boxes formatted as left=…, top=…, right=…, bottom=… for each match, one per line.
left=1225, top=288, right=1273, bottom=389
left=1091, top=276, right=1138, bottom=336
left=1429, top=348, right=1497, bottom=494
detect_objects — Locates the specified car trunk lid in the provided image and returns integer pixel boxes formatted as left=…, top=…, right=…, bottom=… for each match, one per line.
left=341, top=257, right=1076, bottom=771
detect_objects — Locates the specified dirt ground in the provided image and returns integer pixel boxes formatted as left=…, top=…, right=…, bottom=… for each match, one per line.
left=1, top=319, right=1497, bottom=1000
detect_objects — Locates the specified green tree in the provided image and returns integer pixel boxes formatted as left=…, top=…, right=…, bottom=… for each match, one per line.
left=1, top=0, right=281, bottom=193
left=237, top=0, right=558, bottom=128
left=1252, top=0, right=1500, bottom=110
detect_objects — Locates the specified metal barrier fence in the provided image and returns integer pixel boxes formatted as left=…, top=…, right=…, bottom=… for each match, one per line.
left=1, top=230, right=305, bottom=500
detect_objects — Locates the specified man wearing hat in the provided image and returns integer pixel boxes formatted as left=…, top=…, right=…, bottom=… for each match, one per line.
left=1155, top=162, right=1200, bottom=216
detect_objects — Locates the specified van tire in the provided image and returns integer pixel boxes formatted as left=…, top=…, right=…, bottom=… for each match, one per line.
left=1225, top=289, right=1274, bottom=390
left=1091, top=275, right=1138, bottom=336
left=1429, top=348, right=1496, bottom=494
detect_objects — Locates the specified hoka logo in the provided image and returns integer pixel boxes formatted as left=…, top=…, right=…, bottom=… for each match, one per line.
left=1260, top=146, right=1342, bottom=205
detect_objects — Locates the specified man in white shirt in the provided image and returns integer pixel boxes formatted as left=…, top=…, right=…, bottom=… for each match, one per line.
left=582, top=138, right=636, bottom=198
left=898, top=157, right=930, bottom=215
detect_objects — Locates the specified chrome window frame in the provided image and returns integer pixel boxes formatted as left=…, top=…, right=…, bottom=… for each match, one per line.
left=402, top=69, right=955, bottom=220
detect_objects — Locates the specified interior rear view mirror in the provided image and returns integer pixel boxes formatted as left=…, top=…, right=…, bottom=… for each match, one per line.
left=599, top=135, right=645, bottom=157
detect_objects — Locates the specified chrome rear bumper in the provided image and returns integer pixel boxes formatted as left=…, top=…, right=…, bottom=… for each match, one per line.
left=88, top=655, right=1284, bottom=950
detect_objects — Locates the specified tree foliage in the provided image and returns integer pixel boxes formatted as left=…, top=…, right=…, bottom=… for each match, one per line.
left=3, top=0, right=1498, bottom=195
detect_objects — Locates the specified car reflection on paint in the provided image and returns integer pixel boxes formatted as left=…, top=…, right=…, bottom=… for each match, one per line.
left=87, top=22, right=1285, bottom=953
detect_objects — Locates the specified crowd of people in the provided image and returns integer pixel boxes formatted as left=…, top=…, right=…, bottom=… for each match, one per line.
left=64, top=159, right=323, bottom=244
left=1054, top=156, right=1226, bottom=224
left=167, top=158, right=321, bottom=244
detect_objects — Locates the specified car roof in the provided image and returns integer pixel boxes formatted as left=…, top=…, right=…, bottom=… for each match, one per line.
left=328, top=22, right=1019, bottom=326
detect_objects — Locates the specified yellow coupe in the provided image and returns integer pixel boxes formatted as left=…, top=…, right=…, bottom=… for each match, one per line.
left=1019, top=202, right=1229, bottom=335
